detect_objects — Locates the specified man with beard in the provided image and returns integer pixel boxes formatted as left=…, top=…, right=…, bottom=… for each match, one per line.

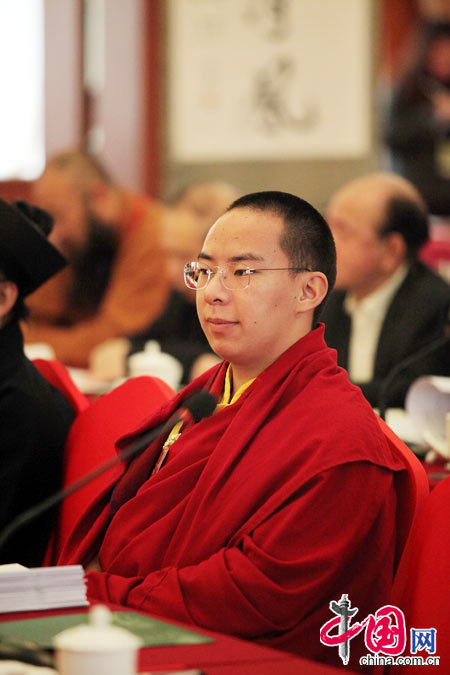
left=21, top=149, right=169, bottom=367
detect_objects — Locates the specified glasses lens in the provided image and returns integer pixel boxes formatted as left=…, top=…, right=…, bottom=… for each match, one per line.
left=184, top=262, right=209, bottom=289
left=222, top=263, right=250, bottom=290
left=184, top=262, right=251, bottom=290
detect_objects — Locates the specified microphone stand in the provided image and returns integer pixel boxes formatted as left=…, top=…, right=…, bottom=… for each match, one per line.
left=0, top=421, right=172, bottom=555
left=0, top=389, right=217, bottom=556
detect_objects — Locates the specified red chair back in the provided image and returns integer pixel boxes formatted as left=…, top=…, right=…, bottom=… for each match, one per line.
left=33, top=358, right=89, bottom=414
left=386, top=476, right=450, bottom=672
left=376, top=416, right=430, bottom=570
left=419, top=238, right=450, bottom=279
left=44, top=375, right=175, bottom=564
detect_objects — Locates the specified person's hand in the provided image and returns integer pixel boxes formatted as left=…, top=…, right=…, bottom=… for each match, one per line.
left=85, top=555, right=102, bottom=573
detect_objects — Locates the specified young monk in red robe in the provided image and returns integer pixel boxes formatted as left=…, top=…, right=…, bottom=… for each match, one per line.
left=58, top=191, right=406, bottom=671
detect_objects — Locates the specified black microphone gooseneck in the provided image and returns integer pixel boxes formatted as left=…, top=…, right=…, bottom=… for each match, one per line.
left=378, top=332, right=450, bottom=421
left=0, top=390, right=217, bottom=556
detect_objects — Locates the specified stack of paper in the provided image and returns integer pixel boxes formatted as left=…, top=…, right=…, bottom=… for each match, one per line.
left=406, top=376, right=450, bottom=459
left=0, top=564, right=88, bottom=613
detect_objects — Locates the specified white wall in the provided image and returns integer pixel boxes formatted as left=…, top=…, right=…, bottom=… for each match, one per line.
left=45, top=0, right=82, bottom=156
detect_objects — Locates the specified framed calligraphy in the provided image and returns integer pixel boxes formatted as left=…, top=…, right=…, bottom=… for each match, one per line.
left=167, top=0, right=372, bottom=161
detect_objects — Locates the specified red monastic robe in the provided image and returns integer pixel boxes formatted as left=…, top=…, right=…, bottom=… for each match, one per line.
left=58, top=325, right=406, bottom=669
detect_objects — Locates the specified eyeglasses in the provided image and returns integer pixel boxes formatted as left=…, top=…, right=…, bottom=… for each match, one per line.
left=184, top=261, right=311, bottom=291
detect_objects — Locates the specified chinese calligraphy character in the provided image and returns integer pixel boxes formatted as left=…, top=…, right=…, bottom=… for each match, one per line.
left=364, top=606, right=407, bottom=655
left=411, top=628, right=437, bottom=655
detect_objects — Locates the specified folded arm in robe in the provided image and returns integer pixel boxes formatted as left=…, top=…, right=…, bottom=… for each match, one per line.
left=87, top=461, right=396, bottom=639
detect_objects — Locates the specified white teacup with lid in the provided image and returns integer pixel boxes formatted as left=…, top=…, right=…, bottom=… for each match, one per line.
left=127, top=340, right=183, bottom=390
left=53, top=604, right=141, bottom=675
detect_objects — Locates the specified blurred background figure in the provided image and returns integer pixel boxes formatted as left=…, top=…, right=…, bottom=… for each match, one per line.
left=322, top=172, right=450, bottom=410
left=21, top=149, right=169, bottom=368
left=90, top=181, right=240, bottom=385
left=0, top=199, right=74, bottom=566
left=128, top=206, right=220, bottom=384
left=384, top=20, right=450, bottom=216
left=173, top=181, right=241, bottom=224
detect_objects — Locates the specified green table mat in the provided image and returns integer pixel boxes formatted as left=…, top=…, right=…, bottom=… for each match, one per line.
left=0, top=611, right=212, bottom=648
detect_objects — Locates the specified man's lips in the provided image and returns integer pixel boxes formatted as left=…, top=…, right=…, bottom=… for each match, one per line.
left=205, top=318, right=238, bottom=325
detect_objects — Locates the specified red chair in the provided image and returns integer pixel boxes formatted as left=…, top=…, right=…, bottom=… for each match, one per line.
left=376, top=416, right=430, bottom=570
left=386, top=476, right=450, bottom=672
left=44, top=375, right=175, bottom=564
left=33, top=358, right=89, bottom=414
left=419, top=239, right=450, bottom=280
left=371, top=418, right=430, bottom=675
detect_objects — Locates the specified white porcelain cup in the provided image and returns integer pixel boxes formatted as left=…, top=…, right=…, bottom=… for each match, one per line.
left=53, top=605, right=140, bottom=675
left=128, top=341, right=183, bottom=390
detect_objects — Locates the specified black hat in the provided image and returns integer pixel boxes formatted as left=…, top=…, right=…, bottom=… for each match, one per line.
left=0, top=198, right=67, bottom=297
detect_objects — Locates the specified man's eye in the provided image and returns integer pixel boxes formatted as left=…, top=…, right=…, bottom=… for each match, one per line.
left=198, top=267, right=210, bottom=275
left=234, top=268, right=251, bottom=277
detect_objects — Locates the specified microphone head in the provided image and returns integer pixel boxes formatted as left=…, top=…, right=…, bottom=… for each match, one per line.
left=183, top=391, right=217, bottom=422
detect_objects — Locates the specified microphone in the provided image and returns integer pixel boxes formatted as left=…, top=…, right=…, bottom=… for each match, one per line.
left=0, top=390, right=217, bottom=556
left=377, top=331, right=450, bottom=421
left=131, top=388, right=216, bottom=447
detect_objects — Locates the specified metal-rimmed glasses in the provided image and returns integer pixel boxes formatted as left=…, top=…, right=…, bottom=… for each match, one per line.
left=184, top=261, right=312, bottom=291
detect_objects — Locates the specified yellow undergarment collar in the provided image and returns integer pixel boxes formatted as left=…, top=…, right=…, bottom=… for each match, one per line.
left=217, top=365, right=255, bottom=408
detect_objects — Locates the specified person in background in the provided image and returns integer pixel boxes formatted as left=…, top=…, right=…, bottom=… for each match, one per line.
left=0, top=199, right=74, bottom=566
left=322, top=172, right=450, bottom=409
left=129, top=182, right=241, bottom=382
left=127, top=207, right=221, bottom=384
left=384, top=21, right=450, bottom=216
left=58, top=191, right=406, bottom=671
left=21, top=149, right=169, bottom=368
left=173, top=180, right=240, bottom=222
left=90, top=181, right=240, bottom=383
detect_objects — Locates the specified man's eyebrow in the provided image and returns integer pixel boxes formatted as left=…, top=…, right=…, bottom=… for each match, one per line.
left=230, top=253, right=264, bottom=263
left=197, top=252, right=264, bottom=262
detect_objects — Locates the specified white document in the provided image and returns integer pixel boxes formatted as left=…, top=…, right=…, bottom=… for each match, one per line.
left=406, top=376, right=450, bottom=458
left=0, top=565, right=88, bottom=614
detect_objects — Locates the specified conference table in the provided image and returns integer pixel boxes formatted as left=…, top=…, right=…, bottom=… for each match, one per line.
left=0, top=603, right=344, bottom=674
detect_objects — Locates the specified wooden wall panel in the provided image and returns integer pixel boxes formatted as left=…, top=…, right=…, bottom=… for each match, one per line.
left=143, top=0, right=163, bottom=198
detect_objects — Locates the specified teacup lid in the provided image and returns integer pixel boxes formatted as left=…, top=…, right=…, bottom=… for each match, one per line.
left=53, top=605, right=141, bottom=652
left=127, top=341, right=183, bottom=387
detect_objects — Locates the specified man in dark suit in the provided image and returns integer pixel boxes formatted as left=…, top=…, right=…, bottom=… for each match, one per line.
left=322, top=172, right=450, bottom=409
left=0, top=199, right=75, bottom=566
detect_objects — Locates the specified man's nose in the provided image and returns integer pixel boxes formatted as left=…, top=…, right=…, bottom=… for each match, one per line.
left=203, top=269, right=230, bottom=302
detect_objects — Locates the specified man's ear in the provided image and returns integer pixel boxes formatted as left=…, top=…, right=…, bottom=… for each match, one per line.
left=296, top=272, right=328, bottom=314
left=0, top=280, right=19, bottom=320
left=380, top=232, right=406, bottom=273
